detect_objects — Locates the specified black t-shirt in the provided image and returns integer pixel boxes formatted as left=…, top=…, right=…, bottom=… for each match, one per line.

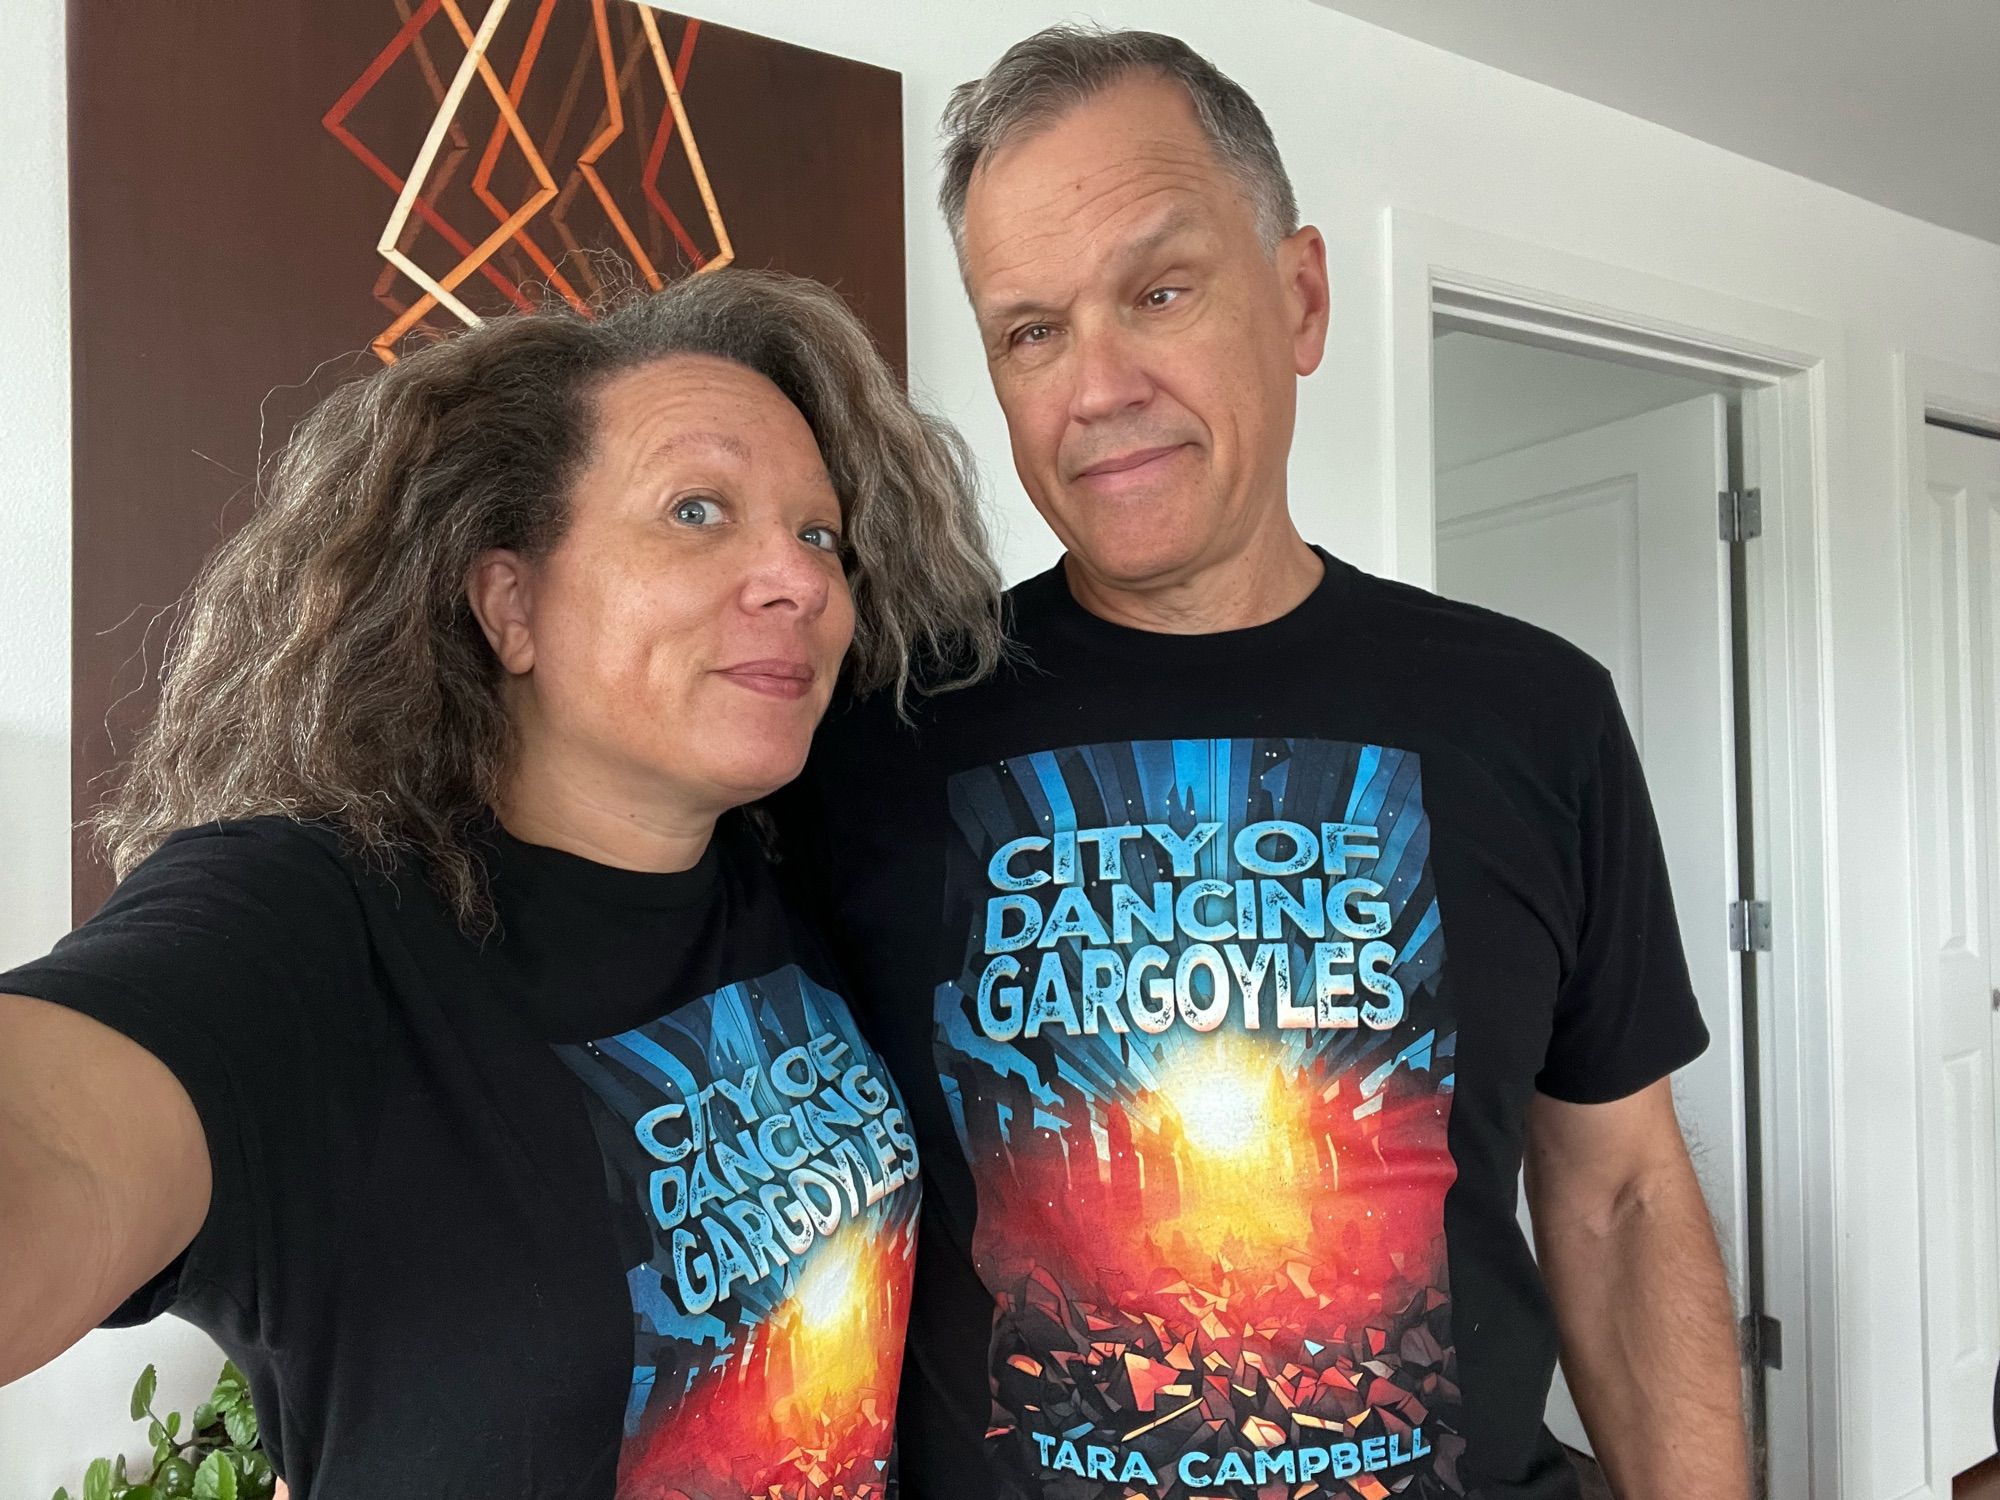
left=777, top=549, right=1708, bottom=1500
left=1, top=816, right=921, bottom=1499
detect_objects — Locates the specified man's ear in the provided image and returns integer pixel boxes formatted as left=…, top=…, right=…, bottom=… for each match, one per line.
left=466, top=549, right=537, bottom=675
left=1278, top=224, right=1330, bottom=378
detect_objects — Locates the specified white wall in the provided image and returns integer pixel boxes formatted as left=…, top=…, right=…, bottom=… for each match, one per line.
left=0, top=6, right=233, bottom=1494
left=1432, top=330, right=1721, bottom=470
left=5, top=0, right=1998, bottom=1495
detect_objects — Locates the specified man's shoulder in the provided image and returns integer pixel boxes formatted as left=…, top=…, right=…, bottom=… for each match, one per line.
left=1333, top=559, right=1617, bottom=711
left=1340, top=561, right=1605, bottom=677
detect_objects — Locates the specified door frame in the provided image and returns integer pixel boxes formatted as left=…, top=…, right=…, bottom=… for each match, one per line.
left=1898, top=352, right=2000, bottom=1493
left=1386, top=208, right=1841, bottom=1499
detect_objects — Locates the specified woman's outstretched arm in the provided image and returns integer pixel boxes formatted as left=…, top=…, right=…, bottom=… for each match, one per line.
left=0, top=993, right=209, bottom=1386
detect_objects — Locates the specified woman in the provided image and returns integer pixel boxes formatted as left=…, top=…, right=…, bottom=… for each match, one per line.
left=0, top=269, right=1002, bottom=1498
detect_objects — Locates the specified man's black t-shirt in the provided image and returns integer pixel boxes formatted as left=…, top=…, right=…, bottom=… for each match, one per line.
left=778, top=550, right=1709, bottom=1500
left=1, top=816, right=921, bottom=1499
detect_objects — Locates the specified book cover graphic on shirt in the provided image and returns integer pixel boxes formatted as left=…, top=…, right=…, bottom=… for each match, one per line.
left=935, top=738, right=1465, bottom=1497
left=556, top=963, right=920, bottom=1500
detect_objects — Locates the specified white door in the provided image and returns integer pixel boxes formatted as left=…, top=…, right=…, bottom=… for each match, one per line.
left=1909, top=420, right=2000, bottom=1479
left=1434, top=394, right=1745, bottom=1454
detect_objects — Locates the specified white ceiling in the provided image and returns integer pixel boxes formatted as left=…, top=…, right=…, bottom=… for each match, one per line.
left=1307, top=0, right=2000, bottom=246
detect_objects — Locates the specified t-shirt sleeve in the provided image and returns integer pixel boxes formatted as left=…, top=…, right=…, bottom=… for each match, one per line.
left=0, top=822, right=372, bottom=1327
left=1534, top=675, right=1711, bottom=1104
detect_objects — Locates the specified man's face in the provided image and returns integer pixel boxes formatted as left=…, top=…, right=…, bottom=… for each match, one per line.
left=960, top=74, right=1327, bottom=590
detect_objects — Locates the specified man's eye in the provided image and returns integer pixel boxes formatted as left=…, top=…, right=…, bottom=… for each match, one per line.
left=1011, top=323, right=1055, bottom=348
left=800, top=524, right=842, bottom=554
left=672, top=496, right=724, bottom=526
left=1142, top=287, right=1184, bottom=309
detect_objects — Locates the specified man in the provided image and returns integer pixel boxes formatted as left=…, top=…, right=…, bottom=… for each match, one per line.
left=780, top=25, right=1749, bottom=1500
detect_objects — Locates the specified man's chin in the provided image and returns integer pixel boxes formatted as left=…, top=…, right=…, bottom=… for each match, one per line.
left=1061, top=530, right=1215, bottom=590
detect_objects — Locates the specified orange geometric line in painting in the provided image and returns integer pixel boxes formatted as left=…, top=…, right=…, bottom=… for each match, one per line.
left=638, top=8, right=733, bottom=273
left=367, top=0, right=523, bottom=357
left=375, top=131, right=474, bottom=316
left=639, top=18, right=706, bottom=269
left=395, top=0, right=457, bottom=111
left=469, top=0, right=590, bottom=313
left=527, top=9, right=612, bottom=299
left=374, top=0, right=563, bottom=359
left=575, top=0, right=666, bottom=290
left=646, top=14, right=702, bottom=265
left=369, top=0, right=476, bottom=322
left=545, top=11, right=656, bottom=297
left=536, top=41, right=613, bottom=299
left=322, top=0, right=531, bottom=313
left=336, top=0, right=735, bottom=358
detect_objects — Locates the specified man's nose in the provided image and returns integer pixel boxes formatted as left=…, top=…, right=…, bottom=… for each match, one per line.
left=1067, top=322, right=1153, bottom=424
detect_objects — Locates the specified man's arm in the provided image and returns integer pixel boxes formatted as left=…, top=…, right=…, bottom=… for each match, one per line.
left=0, top=993, right=210, bottom=1386
left=1524, top=1078, right=1750, bottom=1498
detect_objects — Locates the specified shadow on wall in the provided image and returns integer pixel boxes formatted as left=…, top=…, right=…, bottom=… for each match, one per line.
left=0, top=728, right=71, bottom=970
left=0, top=1320, right=224, bottom=1499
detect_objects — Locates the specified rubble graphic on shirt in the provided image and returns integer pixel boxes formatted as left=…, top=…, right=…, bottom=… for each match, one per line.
left=936, top=738, right=1465, bottom=1498
left=557, top=964, right=919, bottom=1500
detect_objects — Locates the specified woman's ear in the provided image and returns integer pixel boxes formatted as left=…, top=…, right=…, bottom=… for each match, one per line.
left=466, top=550, right=537, bottom=675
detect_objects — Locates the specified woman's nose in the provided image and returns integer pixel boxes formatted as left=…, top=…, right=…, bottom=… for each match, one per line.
left=740, top=523, right=832, bottom=617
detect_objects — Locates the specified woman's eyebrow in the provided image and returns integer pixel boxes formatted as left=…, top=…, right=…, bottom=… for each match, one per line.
left=639, top=430, right=754, bottom=471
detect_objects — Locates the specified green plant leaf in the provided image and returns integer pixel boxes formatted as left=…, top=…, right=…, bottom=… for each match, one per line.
left=128, top=1488, right=159, bottom=1500
left=222, top=1404, right=258, bottom=1450
left=166, top=1411, right=182, bottom=1440
left=131, top=1365, right=158, bottom=1422
left=154, top=1437, right=175, bottom=1473
left=115, top=1456, right=129, bottom=1484
left=148, top=1420, right=167, bottom=1447
left=52, top=1487, right=71, bottom=1500
left=191, top=1454, right=236, bottom=1500
left=217, top=1361, right=246, bottom=1390
left=191, top=1403, right=217, bottom=1433
left=84, top=1458, right=113, bottom=1500
left=211, top=1387, right=241, bottom=1415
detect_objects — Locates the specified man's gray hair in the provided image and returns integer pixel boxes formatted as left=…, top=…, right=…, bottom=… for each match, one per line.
left=938, top=25, right=1300, bottom=259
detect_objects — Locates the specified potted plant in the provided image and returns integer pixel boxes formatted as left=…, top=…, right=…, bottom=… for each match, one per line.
left=51, top=1360, right=276, bottom=1500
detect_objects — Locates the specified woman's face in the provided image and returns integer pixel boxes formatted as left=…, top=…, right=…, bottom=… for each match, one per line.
left=476, top=355, right=855, bottom=819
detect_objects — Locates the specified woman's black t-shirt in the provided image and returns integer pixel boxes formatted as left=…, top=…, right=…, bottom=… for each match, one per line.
left=1, top=815, right=921, bottom=1499
left=776, top=550, right=1710, bottom=1500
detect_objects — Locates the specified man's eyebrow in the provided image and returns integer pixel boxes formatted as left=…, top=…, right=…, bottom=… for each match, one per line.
left=1110, top=207, right=1204, bottom=277
left=976, top=208, right=1206, bottom=330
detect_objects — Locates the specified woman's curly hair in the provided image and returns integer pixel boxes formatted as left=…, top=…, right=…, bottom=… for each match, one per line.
left=97, top=269, right=1004, bottom=924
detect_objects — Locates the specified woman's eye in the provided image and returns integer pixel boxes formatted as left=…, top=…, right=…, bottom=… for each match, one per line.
left=800, top=524, right=843, bottom=554
left=671, top=496, right=724, bottom=526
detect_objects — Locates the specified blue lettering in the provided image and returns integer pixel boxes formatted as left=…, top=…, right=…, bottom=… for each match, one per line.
left=989, top=836, right=1049, bottom=891
left=984, top=894, right=1042, bottom=953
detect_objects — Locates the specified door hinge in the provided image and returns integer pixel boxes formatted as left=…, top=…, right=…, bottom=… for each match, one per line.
left=1741, top=1312, right=1783, bottom=1370
left=1720, top=487, right=1763, bottom=543
left=1728, top=899, right=1772, bottom=953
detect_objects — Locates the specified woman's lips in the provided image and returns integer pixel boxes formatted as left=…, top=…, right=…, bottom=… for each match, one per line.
left=715, top=660, right=816, bottom=700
